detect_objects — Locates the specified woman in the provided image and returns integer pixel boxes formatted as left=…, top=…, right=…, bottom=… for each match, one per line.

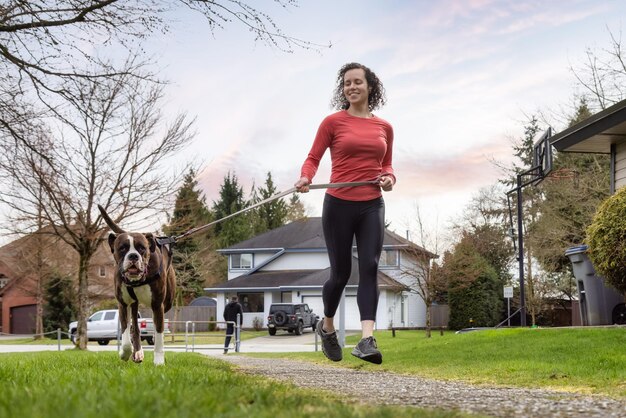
left=295, top=62, right=395, bottom=364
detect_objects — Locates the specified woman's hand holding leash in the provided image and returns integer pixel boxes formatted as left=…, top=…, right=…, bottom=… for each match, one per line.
left=295, top=176, right=311, bottom=193
left=378, top=175, right=394, bottom=192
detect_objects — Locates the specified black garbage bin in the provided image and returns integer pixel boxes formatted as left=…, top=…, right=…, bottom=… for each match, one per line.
left=565, top=245, right=625, bottom=325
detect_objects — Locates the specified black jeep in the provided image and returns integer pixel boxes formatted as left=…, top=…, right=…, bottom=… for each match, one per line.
left=267, top=303, right=318, bottom=336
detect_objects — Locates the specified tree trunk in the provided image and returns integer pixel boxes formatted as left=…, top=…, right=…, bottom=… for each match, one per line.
left=77, top=251, right=90, bottom=350
left=425, top=300, right=432, bottom=338
left=35, top=281, right=44, bottom=339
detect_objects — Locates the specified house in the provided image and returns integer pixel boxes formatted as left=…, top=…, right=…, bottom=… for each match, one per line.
left=0, top=233, right=116, bottom=334
left=550, top=98, right=626, bottom=193
left=205, top=217, right=439, bottom=330
left=550, top=98, right=626, bottom=325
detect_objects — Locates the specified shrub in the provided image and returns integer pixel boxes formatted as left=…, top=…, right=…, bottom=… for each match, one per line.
left=252, top=316, right=263, bottom=331
left=208, top=316, right=217, bottom=332
left=586, top=187, right=626, bottom=294
left=43, top=272, right=77, bottom=335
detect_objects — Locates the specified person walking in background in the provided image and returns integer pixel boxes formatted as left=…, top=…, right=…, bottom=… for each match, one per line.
left=295, top=62, right=395, bottom=365
left=223, top=296, right=243, bottom=354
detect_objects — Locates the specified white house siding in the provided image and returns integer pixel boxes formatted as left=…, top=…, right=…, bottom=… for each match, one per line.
left=260, top=252, right=329, bottom=271
left=300, top=289, right=392, bottom=330
left=227, top=252, right=278, bottom=280
left=616, top=141, right=626, bottom=190
left=386, top=292, right=404, bottom=327
left=300, top=290, right=324, bottom=321
left=406, top=292, right=427, bottom=327
left=383, top=252, right=428, bottom=327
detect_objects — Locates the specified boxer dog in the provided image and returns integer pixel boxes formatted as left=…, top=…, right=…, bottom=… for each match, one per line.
left=98, top=205, right=175, bottom=365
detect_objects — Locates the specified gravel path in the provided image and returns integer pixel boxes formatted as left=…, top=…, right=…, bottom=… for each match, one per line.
left=220, top=355, right=626, bottom=417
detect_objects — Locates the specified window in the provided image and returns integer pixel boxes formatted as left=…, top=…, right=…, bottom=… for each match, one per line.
left=89, top=312, right=103, bottom=322
left=281, top=291, right=292, bottom=303
left=99, top=266, right=106, bottom=277
left=104, top=311, right=116, bottom=320
left=231, top=253, right=253, bottom=270
left=238, top=292, right=264, bottom=312
left=379, top=249, right=399, bottom=268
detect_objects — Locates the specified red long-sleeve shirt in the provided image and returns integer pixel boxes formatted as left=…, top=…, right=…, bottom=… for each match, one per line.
left=300, top=110, right=395, bottom=201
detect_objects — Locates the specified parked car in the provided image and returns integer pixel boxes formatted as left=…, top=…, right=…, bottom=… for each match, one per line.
left=267, top=303, right=318, bottom=336
left=68, top=309, right=169, bottom=346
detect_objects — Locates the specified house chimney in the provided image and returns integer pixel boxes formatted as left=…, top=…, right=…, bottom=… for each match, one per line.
left=406, top=230, right=410, bottom=240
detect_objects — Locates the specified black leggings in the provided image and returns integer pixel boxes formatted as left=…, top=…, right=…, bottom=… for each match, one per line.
left=322, top=194, right=385, bottom=321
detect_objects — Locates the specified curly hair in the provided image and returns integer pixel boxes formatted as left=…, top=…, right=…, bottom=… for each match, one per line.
left=330, top=62, right=387, bottom=111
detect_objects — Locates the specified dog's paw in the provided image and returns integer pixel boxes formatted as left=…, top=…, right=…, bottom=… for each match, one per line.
left=132, top=349, right=144, bottom=363
left=154, top=352, right=165, bottom=366
left=119, top=344, right=132, bottom=361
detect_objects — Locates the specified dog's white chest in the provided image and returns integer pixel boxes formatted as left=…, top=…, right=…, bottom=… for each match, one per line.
left=121, top=285, right=153, bottom=306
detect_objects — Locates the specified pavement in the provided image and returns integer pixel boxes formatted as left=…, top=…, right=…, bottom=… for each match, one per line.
left=0, top=329, right=344, bottom=355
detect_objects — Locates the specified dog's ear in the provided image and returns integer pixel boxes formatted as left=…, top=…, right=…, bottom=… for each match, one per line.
left=108, top=233, right=117, bottom=253
left=145, top=233, right=157, bottom=253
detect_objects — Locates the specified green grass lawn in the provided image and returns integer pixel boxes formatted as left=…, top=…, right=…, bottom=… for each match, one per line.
left=255, top=328, right=626, bottom=397
left=0, top=351, right=476, bottom=418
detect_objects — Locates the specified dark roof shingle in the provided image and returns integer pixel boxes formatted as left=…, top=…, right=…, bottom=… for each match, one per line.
left=221, top=217, right=436, bottom=258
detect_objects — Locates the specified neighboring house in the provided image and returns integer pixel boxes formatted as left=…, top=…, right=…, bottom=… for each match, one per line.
left=550, top=98, right=626, bottom=325
left=0, top=232, right=116, bottom=334
left=550, top=98, right=626, bottom=192
left=205, top=217, right=439, bottom=330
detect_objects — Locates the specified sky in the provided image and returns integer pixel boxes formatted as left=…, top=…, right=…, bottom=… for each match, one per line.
left=11, top=0, right=626, bottom=248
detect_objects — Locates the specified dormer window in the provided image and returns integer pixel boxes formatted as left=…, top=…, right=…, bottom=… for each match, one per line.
left=231, top=253, right=253, bottom=270
left=379, top=249, right=399, bottom=268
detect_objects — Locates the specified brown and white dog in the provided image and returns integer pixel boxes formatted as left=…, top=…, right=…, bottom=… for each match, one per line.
left=98, top=205, right=175, bottom=365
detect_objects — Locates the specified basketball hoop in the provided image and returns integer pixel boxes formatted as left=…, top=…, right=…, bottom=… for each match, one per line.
left=505, top=127, right=553, bottom=327
left=545, top=167, right=577, bottom=180
left=531, top=127, right=553, bottom=185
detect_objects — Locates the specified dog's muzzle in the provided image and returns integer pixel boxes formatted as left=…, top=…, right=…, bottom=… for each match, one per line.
left=121, top=260, right=147, bottom=282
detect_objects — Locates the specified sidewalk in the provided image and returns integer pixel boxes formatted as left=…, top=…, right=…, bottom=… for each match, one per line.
left=0, top=329, right=340, bottom=354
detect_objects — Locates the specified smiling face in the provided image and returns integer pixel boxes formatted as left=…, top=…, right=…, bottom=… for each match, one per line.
left=343, top=68, right=370, bottom=108
left=109, top=233, right=152, bottom=282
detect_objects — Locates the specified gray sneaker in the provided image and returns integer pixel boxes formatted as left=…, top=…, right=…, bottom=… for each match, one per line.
left=316, top=319, right=342, bottom=362
left=351, top=336, right=382, bottom=364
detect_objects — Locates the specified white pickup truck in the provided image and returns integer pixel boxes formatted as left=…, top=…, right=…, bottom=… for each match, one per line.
left=68, top=309, right=170, bottom=346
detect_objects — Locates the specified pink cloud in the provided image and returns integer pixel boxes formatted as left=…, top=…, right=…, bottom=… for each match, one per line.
left=393, top=138, right=513, bottom=197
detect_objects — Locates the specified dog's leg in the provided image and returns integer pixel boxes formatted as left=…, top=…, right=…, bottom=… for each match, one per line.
left=130, top=302, right=144, bottom=363
left=153, top=302, right=166, bottom=366
left=119, top=304, right=132, bottom=361
left=154, top=332, right=165, bottom=365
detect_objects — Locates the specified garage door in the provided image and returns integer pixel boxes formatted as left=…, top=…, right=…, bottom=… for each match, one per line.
left=301, top=295, right=324, bottom=321
left=302, top=295, right=361, bottom=330
left=10, top=304, right=36, bottom=334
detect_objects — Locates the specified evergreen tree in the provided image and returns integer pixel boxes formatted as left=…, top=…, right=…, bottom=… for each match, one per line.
left=163, top=169, right=211, bottom=303
left=441, top=238, right=503, bottom=330
left=43, top=272, right=77, bottom=335
left=165, top=168, right=211, bottom=237
left=286, top=193, right=307, bottom=222
left=211, top=171, right=253, bottom=248
left=253, top=172, right=288, bottom=234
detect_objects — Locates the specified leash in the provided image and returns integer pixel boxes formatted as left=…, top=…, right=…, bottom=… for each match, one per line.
left=156, top=180, right=379, bottom=246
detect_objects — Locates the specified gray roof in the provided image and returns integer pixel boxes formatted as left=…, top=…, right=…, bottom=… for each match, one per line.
left=550, top=98, right=626, bottom=153
left=220, top=217, right=436, bottom=258
left=205, top=257, right=408, bottom=292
